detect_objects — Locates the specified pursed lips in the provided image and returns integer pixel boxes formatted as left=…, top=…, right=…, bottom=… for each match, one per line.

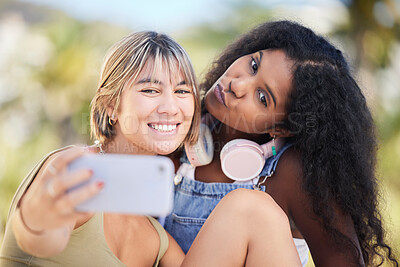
left=214, top=83, right=227, bottom=107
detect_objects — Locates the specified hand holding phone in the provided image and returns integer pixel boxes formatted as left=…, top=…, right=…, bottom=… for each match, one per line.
left=68, top=154, right=174, bottom=216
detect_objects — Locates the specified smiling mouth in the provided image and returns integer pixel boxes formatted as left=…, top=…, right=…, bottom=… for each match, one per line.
left=214, top=84, right=226, bottom=107
left=148, top=123, right=180, bottom=133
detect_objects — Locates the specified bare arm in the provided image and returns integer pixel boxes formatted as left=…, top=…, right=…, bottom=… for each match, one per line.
left=159, top=232, right=185, bottom=267
left=12, top=208, right=75, bottom=257
left=267, top=148, right=364, bottom=267
left=11, top=146, right=102, bottom=258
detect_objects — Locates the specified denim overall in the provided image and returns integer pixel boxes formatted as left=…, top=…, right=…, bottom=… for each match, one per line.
left=164, top=141, right=309, bottom=266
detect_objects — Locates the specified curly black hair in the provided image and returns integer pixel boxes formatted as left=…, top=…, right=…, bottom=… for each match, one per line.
left=200, top=20, right=398, bottom=266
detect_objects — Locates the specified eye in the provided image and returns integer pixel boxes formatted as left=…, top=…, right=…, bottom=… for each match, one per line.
left=258, top=89, right=268, bottom=107
left=140, top=89, right=158, bottom=94
left=175, top=89, right=192, bottom=94
left=251, top=57, right=258, bottom=73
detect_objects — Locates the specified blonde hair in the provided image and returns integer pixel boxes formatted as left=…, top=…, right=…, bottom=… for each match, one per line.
left=90, top=31, right=200, bottom=145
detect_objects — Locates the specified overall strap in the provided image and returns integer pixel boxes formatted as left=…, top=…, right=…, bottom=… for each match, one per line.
left=259, top=142, right=293, bottom=177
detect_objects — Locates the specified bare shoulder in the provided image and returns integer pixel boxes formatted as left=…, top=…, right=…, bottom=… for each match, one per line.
left=276, top=147, right=303, bottom=179
left=263, top=146, right=307, bottom=217
left=267, top=147, right=304, bottom=194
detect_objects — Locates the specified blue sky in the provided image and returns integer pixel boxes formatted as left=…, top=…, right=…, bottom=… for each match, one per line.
left=20, top=0, right=345, bottom=33
left=21, top=0, right=235, bottom=32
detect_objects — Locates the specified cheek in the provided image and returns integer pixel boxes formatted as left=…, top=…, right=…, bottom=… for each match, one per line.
left=118, top=107, right=140, bottom=133
left=118, top=99, right=153, bottom=131
left=129, top=97, right=157, bottom=116
left=231, top=106, right=269, bottom=133
left=178, top=98, right=195, bottom=136
left=252, top=117, right=271, bottom=132
left=180, top=97, right=195, bottom=118
left=250, top=112, right=285, bottom=132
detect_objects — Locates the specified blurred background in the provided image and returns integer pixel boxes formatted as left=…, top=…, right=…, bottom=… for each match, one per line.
left=0, top=0, right=399, bottom=265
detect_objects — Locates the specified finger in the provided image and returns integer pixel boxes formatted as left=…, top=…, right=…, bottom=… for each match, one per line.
left=56, top=180, right=104, bottom=213
left=85, top=145, right=99, bottom=154
left=76, top=144, right=98, bottom=154
left=45, top=163, right=58, bottom=176
left=45, top=179, right=58, bottom=198
left=44, top=146, right=94, bottom=179
left=48, top=169, right=93, bottom=198
left=42, top=160, right=62, bottom=180
left=50, top=146, right=87, bottom=173
left=68, top=180, right=104, bottom=206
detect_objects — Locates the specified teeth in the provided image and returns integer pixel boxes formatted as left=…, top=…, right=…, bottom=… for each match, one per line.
left=149, top=124, right=177, bottom=132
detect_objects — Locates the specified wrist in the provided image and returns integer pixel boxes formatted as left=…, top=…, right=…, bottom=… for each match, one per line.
left=18, top=205, right=45, bottom=235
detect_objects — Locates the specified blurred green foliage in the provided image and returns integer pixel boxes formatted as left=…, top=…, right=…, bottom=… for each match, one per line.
left=0, top=0, right=399, bottom=265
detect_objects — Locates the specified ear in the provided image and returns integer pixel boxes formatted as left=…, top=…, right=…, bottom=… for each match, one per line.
left=269, top=126, right=294, bottom=138
left=107, top=106, right=116, bottom=118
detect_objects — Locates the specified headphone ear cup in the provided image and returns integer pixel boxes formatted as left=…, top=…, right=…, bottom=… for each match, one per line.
left=185, top=124, right=214, bottom=166
left=220, top=139, right=265, bottom=181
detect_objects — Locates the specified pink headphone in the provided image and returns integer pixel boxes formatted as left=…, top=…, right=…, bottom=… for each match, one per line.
left=184, top=123, right=214, bottom=166
left=185, top=123, right=284, bottom=181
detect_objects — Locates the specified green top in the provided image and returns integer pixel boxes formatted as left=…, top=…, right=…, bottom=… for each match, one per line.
left=0, top=147, right=169, bottom=267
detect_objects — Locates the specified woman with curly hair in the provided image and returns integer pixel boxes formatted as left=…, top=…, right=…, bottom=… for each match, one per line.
left=165, top=20, right=398, bottom=266
left=0, top=30, right=303, bottom=266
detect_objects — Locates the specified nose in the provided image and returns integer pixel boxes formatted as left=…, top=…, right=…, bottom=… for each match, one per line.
left=229, top=76, right=253, bottom=98
left=157, top=90, right=179, bottom=115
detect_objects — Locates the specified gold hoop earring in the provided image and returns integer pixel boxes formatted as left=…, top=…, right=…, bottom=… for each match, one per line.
left=109, top=114, right=117, bottom=126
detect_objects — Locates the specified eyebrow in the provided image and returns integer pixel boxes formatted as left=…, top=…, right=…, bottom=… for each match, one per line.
left=177, top=80, right=187, bottom=86
left=258, top=51, right=277, bottom=108
left=136, top=78, right=187, bottom=86
left=266, top=85, right=276, bottom=108
left=136, top=78, right=162, bottom=85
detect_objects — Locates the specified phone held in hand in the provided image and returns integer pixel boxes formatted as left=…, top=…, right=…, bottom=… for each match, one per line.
left=68, top=154, right=175, bottom=217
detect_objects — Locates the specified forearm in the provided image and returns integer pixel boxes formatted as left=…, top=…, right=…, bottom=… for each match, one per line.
left=159, top=232, right=184, bottom=267
left=12, top=208, right=73, bottom=258
left=8, top=146, right=98, bottom=258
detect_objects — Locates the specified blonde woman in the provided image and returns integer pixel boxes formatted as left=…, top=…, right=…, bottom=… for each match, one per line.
left=0, top=31, right=301, bottom=267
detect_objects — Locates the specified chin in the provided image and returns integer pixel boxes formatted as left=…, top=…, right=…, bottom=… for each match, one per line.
left=204, top=96, right=216, bottom=116
left=153, top=142, right=180, bottom=155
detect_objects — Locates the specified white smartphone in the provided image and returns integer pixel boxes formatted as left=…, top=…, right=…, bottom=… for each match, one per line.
left=68, top=154, right=175, bottom=216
